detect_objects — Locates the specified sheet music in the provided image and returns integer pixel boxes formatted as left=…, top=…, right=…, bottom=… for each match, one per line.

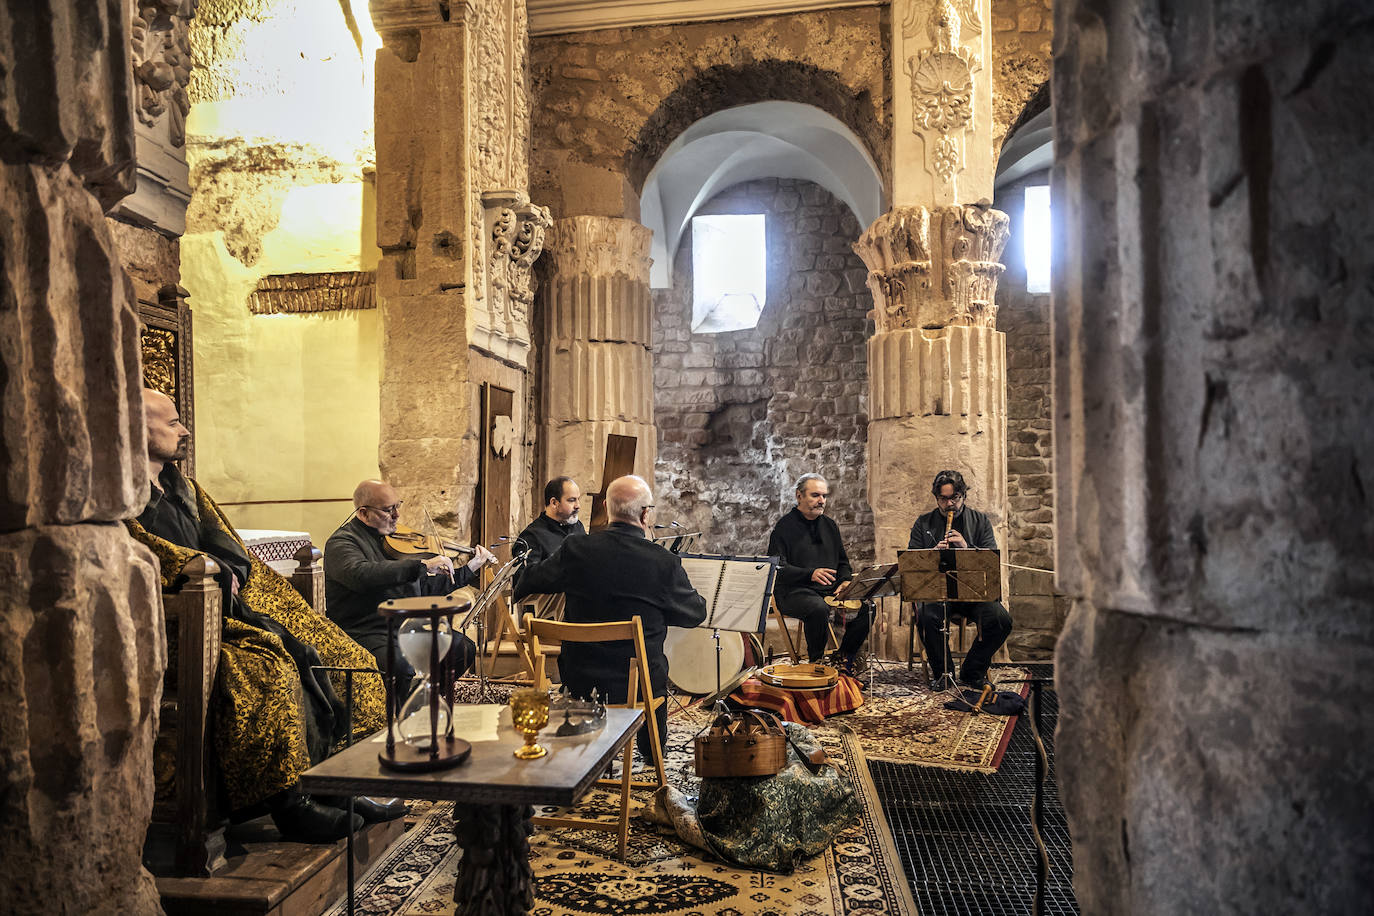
left=680, top=556, right=724, bottom=605
left=679, top=554, right=776, bottom=633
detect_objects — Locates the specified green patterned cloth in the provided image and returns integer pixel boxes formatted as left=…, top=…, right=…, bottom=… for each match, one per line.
left=644, top=723, right=860, bottom=872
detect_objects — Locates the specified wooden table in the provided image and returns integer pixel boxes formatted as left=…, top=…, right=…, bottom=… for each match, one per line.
left=299, top=707, right=642, bottom=916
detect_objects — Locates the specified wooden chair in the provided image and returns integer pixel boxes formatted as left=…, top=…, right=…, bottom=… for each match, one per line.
left=764, top=597, right=838, bottom=664
left=905, top=601, right=1013, bottom=672
left=524, top=616, right=666, bottom=861
left=149, top=544, right=326, bottom=877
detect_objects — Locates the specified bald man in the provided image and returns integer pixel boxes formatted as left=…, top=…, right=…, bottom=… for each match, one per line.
left=512, top=475, right=706, bottom=760
left=323, top=479, right=495, bottom=702
left=127, top=389, right=392, bottom=842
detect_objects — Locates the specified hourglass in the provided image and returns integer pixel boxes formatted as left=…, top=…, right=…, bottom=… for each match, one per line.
left=377, top=593, right=473, bottom=772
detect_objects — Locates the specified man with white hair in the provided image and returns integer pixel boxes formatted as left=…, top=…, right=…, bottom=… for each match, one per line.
left=512, top=474, right=705, bottom=759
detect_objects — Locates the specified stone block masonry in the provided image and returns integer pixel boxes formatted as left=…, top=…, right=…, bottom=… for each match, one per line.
left=653, top=179, right=874, bottom=565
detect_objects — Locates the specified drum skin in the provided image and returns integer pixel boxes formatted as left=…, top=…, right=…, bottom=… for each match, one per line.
left=664, top=628, right=745, bottom=695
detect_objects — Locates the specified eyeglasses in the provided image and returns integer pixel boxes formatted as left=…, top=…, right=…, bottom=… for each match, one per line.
left=934, top=493, right=965, bottom=504
left=363, top=502, right=404, bottom=516
left=641, top=504, right=655, bottom=512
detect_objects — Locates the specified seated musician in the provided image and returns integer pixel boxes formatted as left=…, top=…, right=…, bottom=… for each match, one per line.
left=324, top=479, right=495, bottom=703
left=512, top=475, right=586, bottom=595
left=127, top=389, right=396, bottom=841
left=767, top=473, right=872, bottom=673
left=907, top=470, right=1013, bottom=690
left=511, top=475, right=706, bottom=760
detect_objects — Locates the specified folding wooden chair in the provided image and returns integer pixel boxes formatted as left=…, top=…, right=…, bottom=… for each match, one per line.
left=765, top=597, right=838, bottom=664
left=525, top=616, right=666, bottom=861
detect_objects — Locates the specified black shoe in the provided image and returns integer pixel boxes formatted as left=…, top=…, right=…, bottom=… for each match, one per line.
left=271, top=796, right=364, bottom=843
left=958, top=674, right=990, bottom=691
left=318, top=795, right=409, bottom=823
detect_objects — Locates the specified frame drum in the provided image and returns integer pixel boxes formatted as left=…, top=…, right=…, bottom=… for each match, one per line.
left=664, top=628, right=745, bottom=696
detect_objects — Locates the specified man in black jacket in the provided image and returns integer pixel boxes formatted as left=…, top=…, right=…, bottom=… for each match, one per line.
left=767, top=474, right=871, bottom=670
left=907, top=469, right=1013, bottom=689
left=513, top=476, right=586, bottom=593
left=324, top=479, right=494, bottom=702
left=512, top=475, right=706, bottom=760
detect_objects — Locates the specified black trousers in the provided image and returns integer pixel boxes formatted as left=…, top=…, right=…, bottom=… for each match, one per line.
left=776, top=590, right=872, bottom=662
left=917, top=600, right=1012, bottom=683
left=560, top=666, right=668, bottom=765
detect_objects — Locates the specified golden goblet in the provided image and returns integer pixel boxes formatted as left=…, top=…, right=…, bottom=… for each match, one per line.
left=510, top=688, right=551, bottom=760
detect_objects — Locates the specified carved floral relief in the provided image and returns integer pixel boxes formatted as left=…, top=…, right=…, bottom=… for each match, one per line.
left=902, top=0, right=982, bottom=186
left=130, top=0, right=197, bottom=147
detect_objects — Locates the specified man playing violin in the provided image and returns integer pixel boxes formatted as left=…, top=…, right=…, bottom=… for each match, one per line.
left=907, top=469, right=1012, bottom=690
left=324, top=479, right=496, bottom=702
left=767, top=473, right=872, bottom=673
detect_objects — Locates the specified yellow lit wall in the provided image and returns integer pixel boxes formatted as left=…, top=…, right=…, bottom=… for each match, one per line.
left=183, top=0, right=383, bottom=547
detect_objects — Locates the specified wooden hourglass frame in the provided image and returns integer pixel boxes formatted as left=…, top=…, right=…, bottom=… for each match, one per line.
left=377, top=592, right=474, bottom=772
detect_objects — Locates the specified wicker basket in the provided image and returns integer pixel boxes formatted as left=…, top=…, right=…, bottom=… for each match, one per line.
left=694, top=709, right=788, bottom=778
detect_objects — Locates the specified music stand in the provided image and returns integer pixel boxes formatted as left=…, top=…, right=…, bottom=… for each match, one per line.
left=897, top=548, right=1001, bottom=692
left=833, top=563, right=899, bottom=686
left=676, top=554, right=778, bottom=700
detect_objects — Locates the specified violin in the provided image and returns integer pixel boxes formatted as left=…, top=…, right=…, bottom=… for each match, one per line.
left=383, top=523, right=478, bottom=561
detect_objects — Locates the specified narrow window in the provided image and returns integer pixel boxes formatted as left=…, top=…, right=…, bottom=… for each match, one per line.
left=1024, top=185, right=1052, bottom=294
left=691, top=214, right=766, bottom=333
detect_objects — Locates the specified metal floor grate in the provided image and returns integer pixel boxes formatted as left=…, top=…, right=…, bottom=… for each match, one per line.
left=869, top=664, right=1080, bottom=916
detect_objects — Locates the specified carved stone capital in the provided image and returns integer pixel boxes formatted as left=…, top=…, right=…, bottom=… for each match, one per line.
left=371, top=0, right=476, bottom=35
left=854, top=203, right=1008, bottom=331
left=131, top=0, right=196, bottom=148
left=543, top=216, right=653, bottom=281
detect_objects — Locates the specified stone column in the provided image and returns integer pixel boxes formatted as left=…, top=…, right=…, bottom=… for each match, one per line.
left=858, top=0, right=1006, bottom=660
left=540, top=216, right=656, bottom=490
left=854, top=205, right=1009, bottom=657
left=1053, top=1, right=1374, bottom=911
left=371, top=0, right=480, bottom=529
left=0, top=1, right=165, bottom=911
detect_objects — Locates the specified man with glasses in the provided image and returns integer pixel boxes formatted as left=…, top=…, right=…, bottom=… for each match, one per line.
left=908, top=469, right=1013, bottom=689
left=324, top=479, right=495, bottom=703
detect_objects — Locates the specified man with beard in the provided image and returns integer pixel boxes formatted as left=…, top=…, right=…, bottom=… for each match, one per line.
left=767, top=473, right=872, bottom=672
left=324, top=479, right=494, bottom=703
left=907, top=469, right=1012, bottom=689
left=127, top=389, right=397, bottom=842
left=512, top=476, right=585, bottom=594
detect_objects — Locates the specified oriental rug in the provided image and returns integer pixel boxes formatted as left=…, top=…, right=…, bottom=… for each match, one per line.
left=815, top=665, right=1030, bottom=773
left=325, top=727, right=916, bottom=916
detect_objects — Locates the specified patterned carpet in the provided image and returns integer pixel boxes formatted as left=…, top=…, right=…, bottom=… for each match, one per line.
left=328, top=730, right=915, bottom=915
left=327, top=666, right=1023, bottom=914
left=820, top=665, right=1028, bottom=772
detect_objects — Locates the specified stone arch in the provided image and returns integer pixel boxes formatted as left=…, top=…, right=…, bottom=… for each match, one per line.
left=625, top=59, right=888, bottom=195
left=639, top=100, right=884, bottom=289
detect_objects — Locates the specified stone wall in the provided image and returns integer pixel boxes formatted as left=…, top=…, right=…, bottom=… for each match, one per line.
left=653, top=178, right=874, bottom=564
left=994, top=170, right=1066, bottom=657
left=183, top=0, right=385, bottom=545
left=529, top=8, right=889, bottom=217
left=0, top=1, right=165, bottom=910
left=991, top=0, right=1053, bottom=148
left=1053, top=0, right=1374, bottom=911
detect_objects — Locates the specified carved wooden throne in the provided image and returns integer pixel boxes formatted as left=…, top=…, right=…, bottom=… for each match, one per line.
left=147, top=546, right=325, bottom=877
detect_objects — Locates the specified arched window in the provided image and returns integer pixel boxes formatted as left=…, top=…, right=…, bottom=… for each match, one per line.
left=691, top=214, right=766, bottom=333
